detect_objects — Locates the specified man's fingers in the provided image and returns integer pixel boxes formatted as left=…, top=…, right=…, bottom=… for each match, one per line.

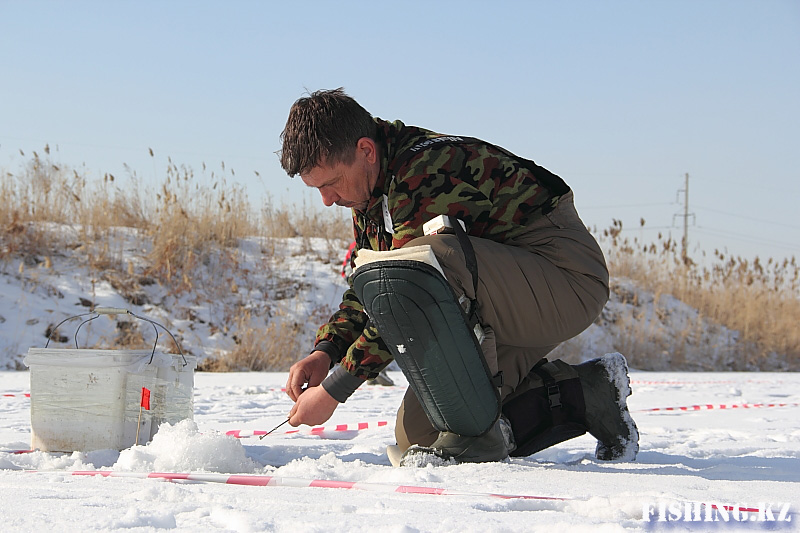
left=286, top=369, right=306, bottom=402
left=287, top=403, right=299, bottom=427
left=285, top=374, right=297, bottom=401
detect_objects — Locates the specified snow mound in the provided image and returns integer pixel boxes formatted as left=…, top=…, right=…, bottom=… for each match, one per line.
left=114, top=419, right=259, bottom=474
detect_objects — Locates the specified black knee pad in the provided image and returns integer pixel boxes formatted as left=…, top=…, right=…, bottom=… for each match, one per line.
left=353, top=260, right=500, bottom=437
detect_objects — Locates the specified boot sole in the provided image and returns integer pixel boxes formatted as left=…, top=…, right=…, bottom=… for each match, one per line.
left=398, top=445, right=457, bottom=467
left=596, top=353, right=639, bottom=461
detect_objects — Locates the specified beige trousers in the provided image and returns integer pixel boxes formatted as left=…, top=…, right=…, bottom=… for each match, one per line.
left=395, top=192, right=609, bottom=450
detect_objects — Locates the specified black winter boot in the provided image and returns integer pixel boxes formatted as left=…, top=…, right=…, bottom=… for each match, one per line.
left=573, top=352, right=639, bottom=461
left=501, top=354, right=639, bottom=461
left=503, top=359, right=588, bottom=458
left=398, top=417, right=515, bottom=466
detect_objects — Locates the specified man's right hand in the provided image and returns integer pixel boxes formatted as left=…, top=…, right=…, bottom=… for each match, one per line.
left=285, top=350, right=331, bottom=402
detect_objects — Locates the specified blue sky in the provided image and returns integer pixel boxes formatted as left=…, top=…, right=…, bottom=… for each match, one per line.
left=1, top=1, right=798, bottom=262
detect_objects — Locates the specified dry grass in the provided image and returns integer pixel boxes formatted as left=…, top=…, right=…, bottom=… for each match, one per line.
left=145, top=161, right=255, bottom=292
left=1, top=149, right=352, bottom=371
left=197, top=298, right=337, bottom=372
left=197, top=311, right=305, bottom=372
left=4, top=149, right=797, bottom=370
left=595, top=219, right=800, bottom=369
left=1, top=150, right=350, bottom=281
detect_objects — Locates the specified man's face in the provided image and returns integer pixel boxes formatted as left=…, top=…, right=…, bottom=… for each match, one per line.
left=300, top=138, right=379, bottom=211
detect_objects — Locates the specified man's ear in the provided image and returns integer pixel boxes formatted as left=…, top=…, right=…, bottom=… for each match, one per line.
left=356, top=137, right=378, bottom=164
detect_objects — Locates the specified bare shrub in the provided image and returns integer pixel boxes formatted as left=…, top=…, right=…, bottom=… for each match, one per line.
left=198, top=311, right=303, bottom=372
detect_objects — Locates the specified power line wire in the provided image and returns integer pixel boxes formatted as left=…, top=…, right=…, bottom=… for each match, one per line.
left=578, top=202, right=673, bottom=210
left=694, top=205, right=800, bottom=230
left=691, top=173, right=799, bottom=195
left=617, top=226, right=675, bottom=232
left=694, top=226, right=798, bottom=253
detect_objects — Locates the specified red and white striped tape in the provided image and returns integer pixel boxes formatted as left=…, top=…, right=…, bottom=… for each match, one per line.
left=5, top=401, right=796, bottom=455
left=26, top=470, right=764, bottom=515
left=631, top=379, right=784, bottom=386
left=2, top=385, right=407, bottom=399
left=35, top=470, right=568, bottom=502
left=227, top=420, right=389, bottom=439
left=4, top=378, right=789, bottom=398
left=228, top=403, right=800, bottom=436
left=3, top=421, right=393, bottom=452
left=632, top=380, right=736, bottom=385
left=6, top=400, right=800, bottom=455
left=636, top=402, right=800, bottom=413
left=213, top=386, right=404, bottom=395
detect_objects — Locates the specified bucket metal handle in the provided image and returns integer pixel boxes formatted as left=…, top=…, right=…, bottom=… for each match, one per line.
left=45, top=307, right=187, bottom=366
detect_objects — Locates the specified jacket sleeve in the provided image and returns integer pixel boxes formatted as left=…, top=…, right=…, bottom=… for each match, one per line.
left=314, top=285, right=396, bottom=401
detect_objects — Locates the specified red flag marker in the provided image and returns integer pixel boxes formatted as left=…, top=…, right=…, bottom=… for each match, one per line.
left=140, top=387, right=151, bottom=410
left=136, top=387, right=152, bottom=446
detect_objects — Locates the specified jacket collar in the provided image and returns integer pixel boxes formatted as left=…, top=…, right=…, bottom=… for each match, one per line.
left=359, top=118, right=397, bottom=217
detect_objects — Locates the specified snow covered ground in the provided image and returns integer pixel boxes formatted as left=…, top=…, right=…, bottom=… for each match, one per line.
left=0, top=234, right=350, bottom=370
left=1, top=369, right=798, bottom=531
left=1, top=232, right=798, bottom=530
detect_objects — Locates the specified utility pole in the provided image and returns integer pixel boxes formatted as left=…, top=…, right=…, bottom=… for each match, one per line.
left=682, top=172, right=689, bottom=260
left=673, top=172, right=695, bottom=263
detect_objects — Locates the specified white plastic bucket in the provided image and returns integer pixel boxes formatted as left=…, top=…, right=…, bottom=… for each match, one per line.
left=24, top=348, right=196, bottom=452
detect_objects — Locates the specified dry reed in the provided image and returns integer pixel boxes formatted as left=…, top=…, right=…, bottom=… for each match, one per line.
left=197, top=311, right=305, bottom=372
left=3, top=149, right=797, bottom=370
left=595, top=218, right=800, bottom=369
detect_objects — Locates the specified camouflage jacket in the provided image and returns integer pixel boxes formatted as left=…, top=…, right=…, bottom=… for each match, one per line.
left=316, top=119, right=570, bottom=400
